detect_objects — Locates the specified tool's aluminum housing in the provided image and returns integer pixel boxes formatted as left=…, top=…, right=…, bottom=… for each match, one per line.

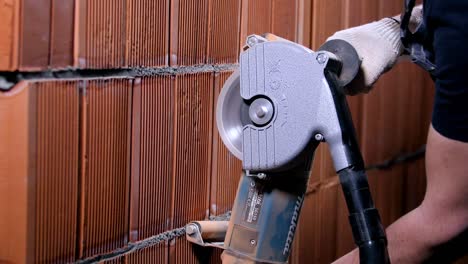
left=227, top=38, right=352, bottom=172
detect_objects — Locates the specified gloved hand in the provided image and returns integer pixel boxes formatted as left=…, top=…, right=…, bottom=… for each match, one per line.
left=327, top=5, right=423, bottom=95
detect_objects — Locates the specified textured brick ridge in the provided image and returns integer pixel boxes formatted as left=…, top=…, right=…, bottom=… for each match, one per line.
left=126, top=0, right=169, bottom=67
left=171, top=73, right=213, bottom=228
left=19, top=0, right=51, bottom=70
left=271, top=0, right=299, bottom=41
left=0, top=0, right=20, bottom=70
left=50, top=0, right=75, bottom=68
left=80, top=79, right=133, bottom=258
left=244, top=0, right=272, bottom=39
left=207, top=0, right=241, bottom=64
left=33, top=81, right=80, bottom=263
left=169, top=0, right=209, bottom=66
left=0, top=81, right=32, bottom=264
left=0, top=81, right=81, bottom=263
left=129, top=76, right=174, bottom=242
left=77, top=0, right=127, bottom=68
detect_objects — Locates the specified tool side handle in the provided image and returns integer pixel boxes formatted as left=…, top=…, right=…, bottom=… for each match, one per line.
left=323, top=71, right=390, bottom=264
left=338, top=166, right=390, bottom=264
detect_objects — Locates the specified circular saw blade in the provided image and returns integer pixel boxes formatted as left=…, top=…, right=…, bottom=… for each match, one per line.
left=216, top=70, right=250, bottom=160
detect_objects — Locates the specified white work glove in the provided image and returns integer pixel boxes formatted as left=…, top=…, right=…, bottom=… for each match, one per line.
left=327, top=5, right=423, bottom=95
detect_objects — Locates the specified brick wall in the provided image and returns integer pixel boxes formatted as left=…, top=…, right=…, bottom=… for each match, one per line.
left=0, top=0, right=457, bottom=263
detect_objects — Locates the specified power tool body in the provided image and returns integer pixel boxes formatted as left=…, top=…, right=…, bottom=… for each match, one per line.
left=186, top=34, right=390, bottom=264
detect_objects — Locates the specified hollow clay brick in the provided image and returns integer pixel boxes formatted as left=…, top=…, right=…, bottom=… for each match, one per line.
left=0, top=0, right=19, bottom=70
left=169, top=0, right=209, bottom=65
left=126, top=0, right=169, bottom=67
left=75, top=0, right=126, bottom=69
left=79, top=78, right=132, bottom=258
left=19, top=0, right=51, bottom=70
left=0, top=80, right=80, bottom=263
left=207, top=0, right=241, bottom=64
left=50, top=0, right=75, bottom=68
left=171, top=73, right=213, bottom=228
left=129, top=76, right=174, bottom=242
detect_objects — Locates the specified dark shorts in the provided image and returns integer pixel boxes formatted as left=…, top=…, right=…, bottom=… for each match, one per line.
left=424, top=0, right=468, bottom=142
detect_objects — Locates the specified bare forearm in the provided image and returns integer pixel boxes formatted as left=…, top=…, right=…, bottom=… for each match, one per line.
left=333, top=206, right=433, bottom=264
left=384, top=206, right=441, bottom=263
left=334, top=126, right=468, bottom=263
left=334, top=203, right=468, bottom=264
